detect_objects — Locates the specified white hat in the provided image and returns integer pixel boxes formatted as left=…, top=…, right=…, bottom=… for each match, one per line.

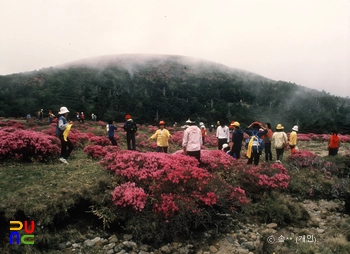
left=221, top=144, right=229, bottom=150
left=292, top=125, right=299, bottom=131
left=58, top=106, right=69, bottom=114
left=186, top=119, right=191, bottom=124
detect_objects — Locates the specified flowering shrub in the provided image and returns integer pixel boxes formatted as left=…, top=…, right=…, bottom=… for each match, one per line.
left=100, top=151, right=249, bottom=218
left=83, top=145, right=119, bottom=159
left=0, top=128, right=60, bottom=161
left=89, top=136, right=112, bottom=146
left=0, top=120, right=25, bottom=129
left=200, top=150, right=237, bottom=171
left=234, top=163, right=290, bottom=194
left=112, top=182, right=148, bottom=211
left=288, top=150, right=338, bottom=178
left=171, top=131, right=184, bottom=145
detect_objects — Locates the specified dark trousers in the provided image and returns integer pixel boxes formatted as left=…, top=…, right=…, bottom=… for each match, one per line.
left=265, top=142, right=272, bottom=161
left=109, top=136, right=117, bottom=146
left=247, top=150, right=261, bottom=165
left=202, top=137, right=205, bottom=145
left=276, top=148, right=285, bottom=161
left=231, top=148, right=242, bottom=159
left=218, top=139, right=227, bottom=150
left=60, top=136, right=74, bottom=159
left=329, top=148, right=338, bottom=156
left=187, top=150, right=201, bottom=163
left=126, top=132, right=136, bottom=150
left=156, top=146, right=168, bottom=153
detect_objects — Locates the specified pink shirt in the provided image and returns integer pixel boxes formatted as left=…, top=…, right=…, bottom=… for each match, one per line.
left=182, top=125, right=202, bottom=151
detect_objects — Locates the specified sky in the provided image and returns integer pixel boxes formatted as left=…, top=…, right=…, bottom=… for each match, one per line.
left=1, top=0, right=349, bottom=97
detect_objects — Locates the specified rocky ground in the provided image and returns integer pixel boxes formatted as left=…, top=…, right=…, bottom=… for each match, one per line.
left=52, top=198, right=348, bottom=254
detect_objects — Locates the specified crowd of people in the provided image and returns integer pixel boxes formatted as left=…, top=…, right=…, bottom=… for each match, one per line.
left=52, top=106, right=341, bottom=165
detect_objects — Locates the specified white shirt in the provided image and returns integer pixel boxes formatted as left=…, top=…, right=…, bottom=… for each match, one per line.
left=216, top=125, right=230, bottom=142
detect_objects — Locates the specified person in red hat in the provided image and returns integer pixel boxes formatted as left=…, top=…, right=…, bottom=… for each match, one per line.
left=123, top=114, right=137, bottom=150
left=148, top=120, right=172, bottom=153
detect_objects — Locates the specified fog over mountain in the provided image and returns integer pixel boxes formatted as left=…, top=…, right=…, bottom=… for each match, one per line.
left=1, top=54, right=350, bottom=133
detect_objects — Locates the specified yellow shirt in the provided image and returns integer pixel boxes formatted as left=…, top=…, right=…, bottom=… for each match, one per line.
left=149, top=129, right=172, bottom=147
left=289, top=131, right=297, bottom=146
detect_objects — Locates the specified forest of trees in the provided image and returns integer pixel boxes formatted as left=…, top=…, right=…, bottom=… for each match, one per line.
left=0, top=54, right=349, bottom=134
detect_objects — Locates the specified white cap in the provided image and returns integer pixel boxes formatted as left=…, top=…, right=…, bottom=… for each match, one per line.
left=292, top=125, right=299, bottom=131
left=221, top=144, right=229, bottom=150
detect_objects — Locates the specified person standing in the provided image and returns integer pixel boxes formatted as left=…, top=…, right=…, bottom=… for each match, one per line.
left=264, top=123, right=274, bottom=161
left=148, top=120, right=172, bottom=153
left=106, top=120, right=118, bottom=146
left=328, top=130, right=340, bottom=156
left=200, top=125, right=207, bottom=145
left=56, top=106, right=74, bottom=164
left=289, top=125, right=299, bottom=154
left=216, top=120, right=230, bottom=150
left=80, top=112, right=85, bottom=124
left=123, top=114, right=137, bottom=150
left=271, top=124, right=288, bottom=163
left=245, top=122, right=267, bottom=165
left=182, top=118, right=202, bottom=162
left=229, top=121, right=244, bottom=159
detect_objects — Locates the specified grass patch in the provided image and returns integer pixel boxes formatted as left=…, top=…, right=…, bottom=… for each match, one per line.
left=0, top=150, right=117, bottom=250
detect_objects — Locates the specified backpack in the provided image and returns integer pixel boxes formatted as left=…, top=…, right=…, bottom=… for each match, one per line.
left=245, top=131, right=265, bottom=151
left=55, top=116, right=66, bottom=136
left=124, top=121, right=137, bottom=132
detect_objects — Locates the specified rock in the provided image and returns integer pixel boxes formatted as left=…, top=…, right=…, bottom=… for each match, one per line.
left=123, top=240, right=138, bottom=250
left=241, top=241, right=255, bottom=251
left=266, top=223, right=278, bottom=229
left=123, top=234, right=133, bottom=240
left=139, top=244, right=150, bottom=251
left=71, top=243, right=81, bottom=248
left=160, top=245, right=171, bottom=253
left=179, top=247, right=190, bottom=254
left=109, top=235, right=119, bottom=243
left=225, top=236, right=234, bottom=243
left=84, top=239, right=95, bottom=247
left=103, top=243, right=116, bottom=250
left=209, top=245, right=218, bottom=253
left=106, top=249, right=115, bottom=254
left=58, top=243, right=66, bottom=250
left=66, top=241, right=72, bottom=248
left=317, top=228, right=325, bottom=234
left=235, top=248, right=249, bottom=254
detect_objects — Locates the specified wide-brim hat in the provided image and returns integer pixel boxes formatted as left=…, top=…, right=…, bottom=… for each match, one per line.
left=292, top=125, right=299, bottom=131
left=59, top=106, right=69, bottom=114
left=276, top=124, right=284, bottom=130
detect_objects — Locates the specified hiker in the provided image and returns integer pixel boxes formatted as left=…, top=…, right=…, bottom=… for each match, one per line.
left=264, top=123, right=274, bottom=161
left=123, top=114, right=137, bottom=150
left=216, top=120, right=230, bottom=150
left=200, top=125, right=206, bottom=145
left=182, top=117, right=202, bottom=162
left=91, top=113, right=97, bottom=122
left=271, top=124, right=288, bottom=163
left=106, top=120, right=118, bottom=146
left=48, top=110, right=55, bottom=124
left=229, top=121, right=244, bottom=159
left=56, top=106, right=74, bottom=165
left=289, top=125, right=299, bottom=154
left=148, top=120, right=172, bottom=153
left=76, top=112, right=81, bottom=122
left=328, top=130, right=340, bottom=156
left=80, top=112, right=85, bottom=124
left=245, top=122, right=267, bottom=165
left=222, top=143, right=230, bottom=153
